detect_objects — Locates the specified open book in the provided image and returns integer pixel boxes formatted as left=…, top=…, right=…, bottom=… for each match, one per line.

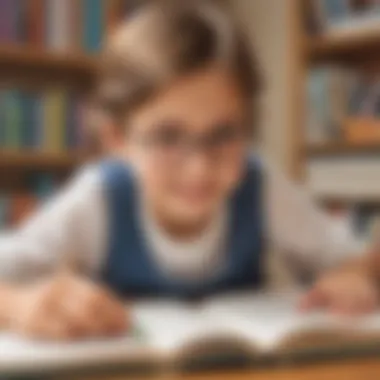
left=1, top=290, right=380, bottom=376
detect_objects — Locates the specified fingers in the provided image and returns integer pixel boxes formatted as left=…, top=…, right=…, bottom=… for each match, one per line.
left=11, top=275, right=129, bottom=341
left=56, top=279, right=127, bottom=339
left=94, top=290, right=127, bottom=335
left=300, top=274, right=379, bottom=317
left=298, top=287, right=326, bottom=312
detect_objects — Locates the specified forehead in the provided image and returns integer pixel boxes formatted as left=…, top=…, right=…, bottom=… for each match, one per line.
left=129, top=66, right=246, bottom=131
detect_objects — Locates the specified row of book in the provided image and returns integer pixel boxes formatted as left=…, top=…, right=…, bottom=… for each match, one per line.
left=0, top=89, right=84, bottom=152
left=307, top=0, right=380, bottom=37
left=0, top=174, right=57, bottom=229
left=306, top=65, right=380, bottom=144
left=0, top=0, right=137, bottom=53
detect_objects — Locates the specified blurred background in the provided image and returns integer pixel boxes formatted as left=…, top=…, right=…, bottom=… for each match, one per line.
left=0, top=0, right=380, bottom=255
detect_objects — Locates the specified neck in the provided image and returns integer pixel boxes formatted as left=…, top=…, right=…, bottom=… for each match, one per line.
left=145, top=201, right=215, bottom=241
left=155, top=214, right=213, bottom=241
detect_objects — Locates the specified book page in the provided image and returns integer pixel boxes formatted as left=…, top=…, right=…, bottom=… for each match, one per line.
left=203, top=290, right=380, bottom=352
left=132, top=299, right=231, bottom=353
left=0, top=311, right=147, bottom=375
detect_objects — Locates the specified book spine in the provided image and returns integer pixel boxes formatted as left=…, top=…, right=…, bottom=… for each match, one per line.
left=68, top=0, right=83, bottom=52
left=0, top=90, right=5, bottom=147
left=34, top=93, right=45, bottom=149
left=0, top=0, right=14, bottom=42
left=83, top=0, right=104, bottom=53
left=4, top=90, right=22, bottom=149
left=75, top=100, right=84, bottom=149
left=47, top=0, right=71, bottom=51
left=306, top=68, right=330, bottom=143
left=44, top=90, right=63, bottom=152
left=65, top=94, right=75, bottom=149
left=15, top=0, right=28, bottom=43
left=18, top=91, right=26, bottom=148
left=22, top=91, right=38, bottom=149
left=28, top=0, right=45, bottom=47
left=42, top=91, right=52, bottom=151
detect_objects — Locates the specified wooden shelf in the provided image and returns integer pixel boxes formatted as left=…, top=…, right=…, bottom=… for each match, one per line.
left=0, top=151, right=83, bottom=170
left=307, top=142, right=380, bottom=155
left=315, top=193, right=380, bottom=204
left=0, top=45, right=98, bottom=84
left=308, top=30, right=380, bottom=62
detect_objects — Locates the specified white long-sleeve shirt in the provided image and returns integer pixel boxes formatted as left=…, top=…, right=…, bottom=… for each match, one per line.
left=0, top=159, right=360, bottom=283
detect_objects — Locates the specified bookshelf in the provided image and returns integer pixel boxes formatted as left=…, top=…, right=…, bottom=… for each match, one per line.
left=308, top=30, right=380, bottom=62
left=0, top=0, right=131, bottom=227
left=0, top=45, right=97, bottom=76
left=0, top=151, right=82, bottom=170
left=0, top=44, right=97, bottom=86
left=0, top=46, right=97, bottom=171
left=293, top=0, right=380, bottom=204
left=307, top=142, right=380, bottom=156
left=0, top=47, right=94, bottom=171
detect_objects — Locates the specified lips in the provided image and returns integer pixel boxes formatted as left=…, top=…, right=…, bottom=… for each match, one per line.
left=174, top=183, right=217, bottom=204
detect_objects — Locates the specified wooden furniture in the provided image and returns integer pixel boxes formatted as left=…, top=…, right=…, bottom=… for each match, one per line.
left=76, top=357, right=380, bottom=380
left=0, top=45, right=97, bottom=176
left=175, top=358, right=380, bottom=380
left=291, top=0, right=380, bottom=184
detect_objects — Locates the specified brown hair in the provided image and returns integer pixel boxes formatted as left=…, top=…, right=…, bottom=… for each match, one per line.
left=92, top=0, right=262, bottom=128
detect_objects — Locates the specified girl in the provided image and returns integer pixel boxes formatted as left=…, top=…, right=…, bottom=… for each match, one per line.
left=0, top=0, right=378, bottom=340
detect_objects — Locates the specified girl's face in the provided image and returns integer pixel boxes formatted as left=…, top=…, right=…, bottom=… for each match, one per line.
left=123, top=66, right=250, bottom=224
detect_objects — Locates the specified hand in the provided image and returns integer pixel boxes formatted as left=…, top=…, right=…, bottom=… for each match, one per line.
left=299, top=270, right=379, bottom=316
left=7, top=274, right=129, bottom=341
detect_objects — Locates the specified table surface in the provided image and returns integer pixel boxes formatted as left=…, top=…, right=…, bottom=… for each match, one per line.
left=92, top=358, right=380, bottom=380
left=179, top=358, right=380, bottom=380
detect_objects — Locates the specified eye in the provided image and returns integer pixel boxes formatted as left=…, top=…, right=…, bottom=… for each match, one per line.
left=208, top=122, right=242, bottom=144
left=150, top=121, right=185, bottom=146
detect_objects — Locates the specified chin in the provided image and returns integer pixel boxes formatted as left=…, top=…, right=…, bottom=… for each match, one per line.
left=171, top=201, right=218, bottom=223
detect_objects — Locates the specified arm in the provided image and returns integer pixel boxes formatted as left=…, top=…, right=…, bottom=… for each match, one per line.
left=0, top=166, right=107, bottom=329
left=265, top=160, right=379, bottom=314
left=0, top=166, right=106, bottom=281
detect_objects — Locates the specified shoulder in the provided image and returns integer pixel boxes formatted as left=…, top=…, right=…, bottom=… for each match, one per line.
left=95, top=159, right=137, bottom=205
left=97, top=159, right=134, bottom=184
left=61, top=162, right=104, bottom=203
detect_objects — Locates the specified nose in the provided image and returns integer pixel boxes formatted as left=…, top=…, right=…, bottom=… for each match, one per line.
left=183, top=148, right=214, bottom=178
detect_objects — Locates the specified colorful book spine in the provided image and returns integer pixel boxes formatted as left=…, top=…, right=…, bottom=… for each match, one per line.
left=0, top=89, right=83, bottom=152
left=34, top=94, right=45, bottom=149
left=0, top=0, right=15, bottom=42
left=66, top=94, right=77, bottom=149
left=43, top=90, right=62, bottom=152
left=21, top=91, right=37, bottom=148
left=28, top=0, right=45, bottom=47
left=16, top=0, right=29, bottom=43
left=47, top=0, right=71, bottom=51
left=0, top=91, right=5, bottom=146
left=0, top=0, right=129, bottom=50
left=83, top=0, right=104, bottom=53
left=4, top=90, right=22, bottom=149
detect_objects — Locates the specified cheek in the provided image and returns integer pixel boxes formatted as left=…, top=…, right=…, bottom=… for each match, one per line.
left=218, top=156, right=246, bottom=193
left=130, top=153, right=172, bottom=193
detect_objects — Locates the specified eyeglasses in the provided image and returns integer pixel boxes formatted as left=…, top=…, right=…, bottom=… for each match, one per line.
left=130, top=123, right=249, bottom=166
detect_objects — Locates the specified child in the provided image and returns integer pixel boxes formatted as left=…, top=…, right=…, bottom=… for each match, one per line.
left=0, top=0, right=378, bottom=340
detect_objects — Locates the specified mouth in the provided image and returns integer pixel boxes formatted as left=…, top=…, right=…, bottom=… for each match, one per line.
left=175, top=183, right=217, bottom=204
